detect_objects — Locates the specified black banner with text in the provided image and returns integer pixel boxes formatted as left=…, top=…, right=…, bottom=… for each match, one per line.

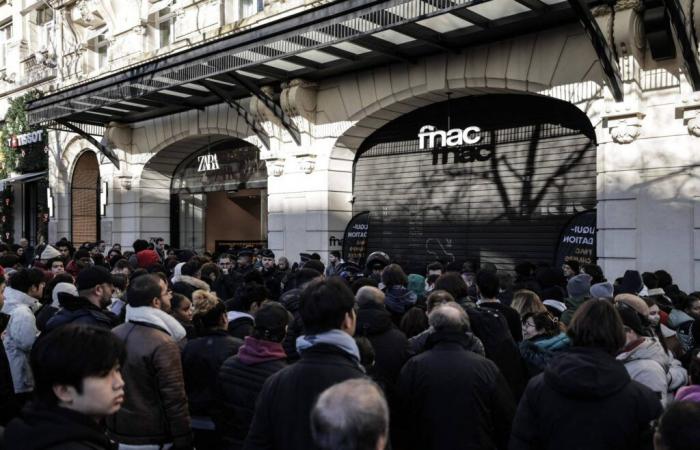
left=342, top=211, right=370, bottom=265
left=554, top=209, right=597, bottom=268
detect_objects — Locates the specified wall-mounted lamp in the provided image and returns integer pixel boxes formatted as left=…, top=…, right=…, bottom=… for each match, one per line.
left=47, top=187, right=54, bottom=218
left=100, top=181, right=108, bottom=216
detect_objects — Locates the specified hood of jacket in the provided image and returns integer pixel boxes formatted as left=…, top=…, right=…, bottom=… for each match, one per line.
left=179, top=275, right=210, bottom=292
left=2, top=287, right=39, bottom=314
left=57, top=292, right=101, bottom=312
left=676, top=385, right=700, bottom=403
left=533, top=332, right=571, bottom=351
left=280, top=288, right=302, bottom=312
left=544, top=347, right=632, bottom=399
left=384, top=286, right=417, bottom=315
left=616, top=337, right=670, bottom=372
left=669, top=309, right=694, bottom=328
left=6, top=404, right=116, bottom=449
left=237, top=335, right=287, bottom=365
left=356, top=302, right=394, bottom=336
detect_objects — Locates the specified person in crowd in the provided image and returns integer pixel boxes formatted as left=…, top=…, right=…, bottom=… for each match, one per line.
left=48, top=257, right=65, bottom=276
left=614, top=295, right=687, bottom=405
left=311, top=379, right=389, bottom=450
left=653, top=401, right=700, bottom=450
left=135, top=248, right=160, bottom=270
left=236, top=249, right=256, bottom=277
left=382, top=264, right=417, bottom=325
left=45, top=266, right=117, bottom=332
left=0, top=274, right=17, bottom=425
left=244, top=277, right=365, bottom=450
left=107, top=274, right=192, bottom=449
left=510, top=289, right=547, bottom=318
left=200, top=262, right=221, bottom=291
left=111, top=259, right=131, bottom=277
left=590, top=279, right=615, bottom=300
left=355, top=286, right=409, bottom=392
left=519, top=312, right=570, bottom=377
left=154, top=237, right=166, bottom=262
left=560, top=273, right=592, bottom=325
left=675, top=349, right=700, bottom=402
left=617, top=269, right=645, bottom=296
left=581, top=263, right=606, bottom=284
left=644, top=296, right=683, bottom=357
left=173, top=260, right=209, bottom=299
left=226, top=283, right=268, bottom=339
left=324, top=250, right=344, bottom=278
left=56, top=240, right=74, bottom=261
left=38, top=244, right=61, bottom=266
left=126, top=239, right=149, bottom=269
left=35, top=273, right=75, bottom=332
left=260, top=249, right=284, bottom=301
left=183, top=296, right=243, bottom=448
left=171, top=293, right=196, bottom=339
left=217, top=302, right=289, bottom=449
left=424, top=273, right=439, bottom=294
left=399, top=306, right=429, bottom=339
left=510, top=299, right=663, bottom=450
left=476, top=270, right=522, bottom=341
left=407, top=273, right=426, bottom=299
left=5, top=325, right=125, bottom=450
left=426, top=262, right=444, bottom=277
left=277, top=256, right=291, bottom=275
left=108, top=273, right=128, bottom=320
left=396, top=302, right=515, bottom=450
left=668, top=292, right=700, bottom=353
left=561, top=260, right=580, bottom=279
left=3, top=268, right=45, bottom=404
left=279, top=268, right=323, bottom=361
left=217, top=253, right=235, bottom=275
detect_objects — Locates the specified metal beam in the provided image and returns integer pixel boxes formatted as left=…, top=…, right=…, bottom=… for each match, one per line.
left=513, top=0, right=549, bottom=9
left=224, top=72, right=303, bottom=146
left=660, top=0, right=700, bottom=90
left=567, top=0, right=624, bottom=101
left=55, top=119, right=120, bottom=168
left=198, top=80, right=271, bottom=149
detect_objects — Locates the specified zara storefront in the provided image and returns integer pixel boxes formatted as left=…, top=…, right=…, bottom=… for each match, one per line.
left=25, top=0, right=700, bottom=290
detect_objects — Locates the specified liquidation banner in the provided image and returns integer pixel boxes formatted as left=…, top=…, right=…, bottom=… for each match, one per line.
left=554, top=210, right=597, bottom=268
left=342, top=211, right=370, bottom=266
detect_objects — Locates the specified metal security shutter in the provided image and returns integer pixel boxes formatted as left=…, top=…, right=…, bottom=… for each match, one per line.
left=71, top=152, right=100, bottom=245
left=353, top=94, right=597, bottom=274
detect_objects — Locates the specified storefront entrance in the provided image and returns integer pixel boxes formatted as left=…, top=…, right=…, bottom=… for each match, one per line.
left=352, top=94, right=597, bottom=273
left=170, top=139, right=267, bottom=253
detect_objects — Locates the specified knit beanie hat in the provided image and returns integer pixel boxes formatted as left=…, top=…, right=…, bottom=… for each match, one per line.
left=618, top=270, right=643, bottom=295
left=540, top=285, right=566, bottom=301
left=76, top=266, right=113, bottom=291
left=567, top=273, right=592, bottom=299
left=40, top=245, right=61, bottom=260
left=407, top=274, right=425, bottom=297
left=590, top=281, right=614, bottom=299
left=136, top=249, right=160, bottom=269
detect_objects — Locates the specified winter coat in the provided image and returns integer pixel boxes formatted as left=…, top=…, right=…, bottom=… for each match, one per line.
left=261, top=268, right=285, bottom=301
left=6, top=404, right=118, bottom=450
left=676, top=384, right=700, bottom=402
left=35, top=304, right=58, bottom=333
left=243, top=343, right=365, bottom=450
left=216, top=337, right=287, bottom=449
left=560, top=296, right=588, bottom=326
left=408, top=326, right=485, bottom=356
left=0, top=338, right=17, bottom=425
left=2, top=287, right=40, bottom=394
left=510, top=347, right=663, bottom=450
left=616, top=337, right=687, bottom=405
left=355, top=302, right=409, bottom=388
left=668, top=308, right=693, bottom=329
left=479, top=300, right=523, bottom=341
left=384, top=285, right=417, bottom=323
left=172, top=275, right=210, bottom=300
left=107, top=321, right=192, bottom=448
left=182, top=329, right=243, bottom=417
left=279, top=288, right=303, bottom=362
left=395, top=331, right=516, bottom=450
left=44, top=295, right=117, bottom=333
left=519, top=333, right=571, bottom=377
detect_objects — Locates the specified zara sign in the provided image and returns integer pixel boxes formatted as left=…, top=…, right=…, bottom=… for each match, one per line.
left=197, top=153, right=220, bottom=172
left=418, top=125, right=494, bottom=165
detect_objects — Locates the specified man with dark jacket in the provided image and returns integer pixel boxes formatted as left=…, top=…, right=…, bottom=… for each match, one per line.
left=45, top=266, right=117, bottom=332
left=244, top=278, right=365, bottom=450
left=279, top=268, right=323, bottom=361
left=107, top=274, right=192, bottom=449
left=260, top=249, right=284, bottom=301
left=476, top=270, right=522, bottom=341
left=216, top=302, right=289, bottom=449
left=225, top=283, right=268, bottom=339
left=396, top=303, right=515, bottom=450
left=355, top=286, right=409, bottom=388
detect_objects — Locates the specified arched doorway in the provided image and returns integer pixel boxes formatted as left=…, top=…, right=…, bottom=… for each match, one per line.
left=352, top=94, right=597, bottom=273
left=71, top=151, right=100, bottom=245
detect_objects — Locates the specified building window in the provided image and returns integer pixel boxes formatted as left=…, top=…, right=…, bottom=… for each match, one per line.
left=239, top=0, right=262, bottom=18
left=35, top=7, right=54, bottom=52
left=0, top=20, right=12, bottom=69
left=154, top=7, right=176, bottom=47
left=88, top=33, right=110, bottom=71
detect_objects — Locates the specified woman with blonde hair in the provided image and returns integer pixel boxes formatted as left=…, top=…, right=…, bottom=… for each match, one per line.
left=511, top=289, right=547, bottom=317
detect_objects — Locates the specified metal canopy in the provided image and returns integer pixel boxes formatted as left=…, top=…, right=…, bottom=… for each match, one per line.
left=27, top=0, right=604, bottom=130
left=661, top=0, right=700, bottom=91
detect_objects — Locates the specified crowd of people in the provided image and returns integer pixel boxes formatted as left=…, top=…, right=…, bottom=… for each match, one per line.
left=0, top=237, right=698, bottom=449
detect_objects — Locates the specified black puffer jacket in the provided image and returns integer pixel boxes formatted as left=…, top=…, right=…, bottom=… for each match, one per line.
left=6, top=404, right=118, bottom=450
left=182, top=330, right=243, bottom=417
left=510, top=347, right=663, bottom=450
left=215, top=337, right=287, bottom=450
left=44, top=295, right=116, bottom=332
left=356, top=301, right=409, bottom=387
left=243, top=343, right=365, bottom=450
left=279, top=288, right=304, bottom=362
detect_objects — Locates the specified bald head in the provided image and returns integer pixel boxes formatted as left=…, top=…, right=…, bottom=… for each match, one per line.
left=356, top=286, right=385, bottom=307
left=311, top=379, right=389, bottom=450
left=428, top=302, right=470, bottom=332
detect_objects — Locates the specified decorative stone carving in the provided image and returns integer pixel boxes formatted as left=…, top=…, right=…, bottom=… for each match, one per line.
left=688, top=116, right=700, bottom=137
left=117, top=176, right=133, bottom=190
left=133, top=24, right=147, bottom=36
left=610, top=120, right=642, bottom=144
left=78, top=0, right=96, bottom=24
left=675, top=99, right=700, bottom=137
left=265, top=158, right=285, bottom=177
left=296, top=154, right=316, bottom=174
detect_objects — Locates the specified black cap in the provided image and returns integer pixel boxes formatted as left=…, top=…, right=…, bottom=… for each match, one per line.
left=238, top=248, right=254, bottom=257
left=76, top=266, right=113, bottom=291
left=254, top=303, right=289, bottom=334
left=260, top=249, right=275, bottom=258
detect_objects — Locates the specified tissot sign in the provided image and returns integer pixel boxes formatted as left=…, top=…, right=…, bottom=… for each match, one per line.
left=418, top=125, right=494, bottom=165
left=7, top=130, right=44, bottom=148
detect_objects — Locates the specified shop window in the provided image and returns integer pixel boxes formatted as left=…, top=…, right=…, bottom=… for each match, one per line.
left=0, top=20, right=12, bottom=69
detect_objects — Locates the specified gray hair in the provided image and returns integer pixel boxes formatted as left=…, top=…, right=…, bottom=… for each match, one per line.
left=356, top=286, right=385, bottom=307
left=428, top=302, right=470, bottom=332
left=311, top=379, right=389, bottom=450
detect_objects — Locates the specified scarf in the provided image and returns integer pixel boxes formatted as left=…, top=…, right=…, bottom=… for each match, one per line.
left=238, top=336, right=286, bottom=365
left=171, top=262, right=185, bottom=284
left=296, top=329, right=361, bottom=363
left=125, top=305, right=186, bottom=342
